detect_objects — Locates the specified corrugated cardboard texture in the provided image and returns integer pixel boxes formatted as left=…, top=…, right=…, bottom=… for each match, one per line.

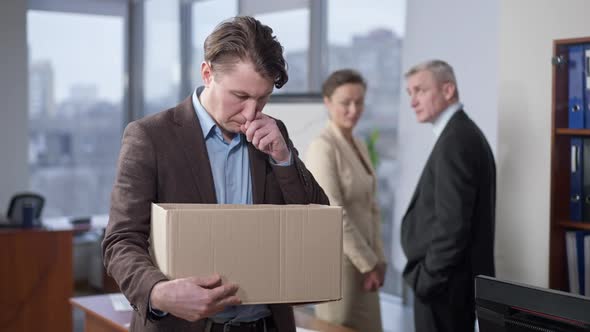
left=150, top=203, right=342, bottom=304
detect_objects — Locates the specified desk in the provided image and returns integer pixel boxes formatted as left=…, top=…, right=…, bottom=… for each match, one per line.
left=44, top=215, right=120, bottom=293
left=0, top=228, right=73, bottom=332
left=71, top=294, right=356, bottom=332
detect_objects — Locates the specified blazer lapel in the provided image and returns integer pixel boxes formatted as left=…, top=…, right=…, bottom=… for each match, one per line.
left=405, top=179, right=421, bottom=216
left=327, top=122, right=373, bottom=177
left=248, top=144, right=267, bottom=204
left=172, top=95, right=217, bottom=203
left=404, top=110, right=465, bottom=217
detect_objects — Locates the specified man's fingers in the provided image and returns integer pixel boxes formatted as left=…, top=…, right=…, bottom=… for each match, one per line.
left=191, top=274, right=222, bottom=288
left=252, top=127, right=271, bottom=148
left=257, top=135, right=273, bottom=154
left=245, top=119, right=265, bottom=142
left=208, top=283, right=239, bottom=302
left=216, top=295, right=242, bottom=308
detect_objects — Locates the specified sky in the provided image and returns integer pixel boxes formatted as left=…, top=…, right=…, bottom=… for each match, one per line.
left=28, top=0, right=406, bottom=102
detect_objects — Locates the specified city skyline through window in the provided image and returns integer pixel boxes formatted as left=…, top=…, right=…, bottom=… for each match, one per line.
left=28, top=10, right=124, bottom=217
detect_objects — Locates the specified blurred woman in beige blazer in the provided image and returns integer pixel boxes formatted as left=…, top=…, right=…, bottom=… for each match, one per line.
left=306, top=69, right=386, bottom=332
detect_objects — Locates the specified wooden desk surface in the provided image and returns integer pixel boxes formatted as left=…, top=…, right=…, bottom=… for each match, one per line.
left=71, top=294, right=355, bottom=332
left=71, top=294, right=129, bottom=332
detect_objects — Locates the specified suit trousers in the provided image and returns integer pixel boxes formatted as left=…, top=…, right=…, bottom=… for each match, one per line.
left=413, top=271, right=475, bottom=332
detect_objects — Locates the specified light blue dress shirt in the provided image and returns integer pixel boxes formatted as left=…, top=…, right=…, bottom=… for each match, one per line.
left=192, top=89, right=270, bottom=323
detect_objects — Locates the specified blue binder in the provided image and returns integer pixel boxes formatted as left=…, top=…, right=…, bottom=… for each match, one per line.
left=571, top=137, right=583, bottom=221
left=575, top=231, right=590, bottom=294
left=585, top=45, right=590, bottom=128
left=584, top=139, right=590, bottom=220
left=568, top=45, right=584, bottom=128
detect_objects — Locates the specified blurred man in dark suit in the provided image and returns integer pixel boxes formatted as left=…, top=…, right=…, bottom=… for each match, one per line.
left=402, top=59, right=496, bottom=332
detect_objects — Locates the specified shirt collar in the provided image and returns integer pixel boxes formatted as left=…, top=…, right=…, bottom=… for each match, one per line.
left=192, top=87, right=217, bottom=139
left=432, top=102, right=463, bottom=138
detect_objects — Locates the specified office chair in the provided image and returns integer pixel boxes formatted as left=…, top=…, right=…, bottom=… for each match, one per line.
left=7, top=192, right=45, bottom=224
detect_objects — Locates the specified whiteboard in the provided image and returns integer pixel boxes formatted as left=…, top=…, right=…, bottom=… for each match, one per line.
left=263, top=102, right=327, bottom=158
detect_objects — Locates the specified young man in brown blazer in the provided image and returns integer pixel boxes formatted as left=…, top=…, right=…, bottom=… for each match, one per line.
left=402, top=60, right=496, bottom=332
left=102, top=16, right=328, bottom=332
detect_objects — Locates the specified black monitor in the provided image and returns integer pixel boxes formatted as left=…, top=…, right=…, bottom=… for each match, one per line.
left=476, top=275, right=590, bottom=332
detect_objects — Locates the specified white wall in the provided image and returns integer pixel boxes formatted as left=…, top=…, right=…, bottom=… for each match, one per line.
left=0, top=1, right=28, bottom=214
left=263, top=102, right=327, bottom=158
left=496, top=0, right=590, bottom=287
left=394, top=0, right=500, bottom=271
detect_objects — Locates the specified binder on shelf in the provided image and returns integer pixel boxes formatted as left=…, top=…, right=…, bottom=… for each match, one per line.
left=585, top=46, right=590, bottom=129
left=571, top=137, right=583, bottom=221
left=585, top=235, right=590, bottom=296
left=566, top=231, right=580, bottom=294
left=568, top=45, right=584, bottom=128
left=575, top=231, right=589, bottom=295
left=566, top=231, right=590, bottom=295
left=583, top=139, right=590, bottom=220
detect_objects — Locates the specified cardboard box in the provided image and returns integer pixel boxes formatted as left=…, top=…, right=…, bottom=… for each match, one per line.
left=150, top=203, right=342, bottom=304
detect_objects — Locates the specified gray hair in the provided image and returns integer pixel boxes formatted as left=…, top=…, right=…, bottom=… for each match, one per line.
left=405, top=60, right=459, bottom=99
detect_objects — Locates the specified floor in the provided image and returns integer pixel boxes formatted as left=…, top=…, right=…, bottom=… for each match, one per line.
left=380, top=293, right=414, bottom=332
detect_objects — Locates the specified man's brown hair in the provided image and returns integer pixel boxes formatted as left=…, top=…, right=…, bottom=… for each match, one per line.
left=204, top=16, right=288, bottom=89
left=321, top=69, right=367, bottom=98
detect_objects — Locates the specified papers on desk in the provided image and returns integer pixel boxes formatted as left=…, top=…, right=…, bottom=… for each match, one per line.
left=43, top=214, right=109, bottom=231
left=42, top=216, right=71, bottom=230
left=296, top=328, right=319, bottom=332
left=109, top=293, right=133, bottom=312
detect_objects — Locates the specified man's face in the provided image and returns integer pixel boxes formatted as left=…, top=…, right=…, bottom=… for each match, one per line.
left=201, top=60, right=274, bottom=137
left=405, top=70, right=455, bottom=123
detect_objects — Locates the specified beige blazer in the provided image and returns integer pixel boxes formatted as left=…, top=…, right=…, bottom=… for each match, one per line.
left=306, top=122, right=386, bottom=273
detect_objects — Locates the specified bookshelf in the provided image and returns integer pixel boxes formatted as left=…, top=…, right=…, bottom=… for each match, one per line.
left=549, top=37, right=590, bottom=291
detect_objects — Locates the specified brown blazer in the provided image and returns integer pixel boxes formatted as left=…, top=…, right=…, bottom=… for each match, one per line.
left=102, top=95, right=329, bottom=332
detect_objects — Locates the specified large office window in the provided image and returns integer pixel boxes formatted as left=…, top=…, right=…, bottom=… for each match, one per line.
left=253, top=7, right=310, bottom=94
left=190, top=0, right=311, bottom=94
left=327, top=0, right=406, bottom=296
left=27, top=10, right=125, bottom=217
left=191, top=0, right=239, bottom=89
left=144, top=0, right=181, bottom=115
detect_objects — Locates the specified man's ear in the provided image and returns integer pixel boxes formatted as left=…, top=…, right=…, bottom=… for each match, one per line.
left=443, top=82, right=456, bottom=101
left=201, top=61, right=213, bottom=87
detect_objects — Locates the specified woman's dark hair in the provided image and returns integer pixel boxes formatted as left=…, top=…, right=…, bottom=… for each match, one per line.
left=321, top=69, right=367, bottom=98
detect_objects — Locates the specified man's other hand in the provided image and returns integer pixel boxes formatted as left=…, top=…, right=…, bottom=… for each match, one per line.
left=150, top=274, right=241, bottom=322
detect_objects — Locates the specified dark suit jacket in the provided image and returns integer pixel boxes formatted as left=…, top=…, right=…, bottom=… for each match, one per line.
left=401, top=110, right=496, bottom=301
left=102, top=95, right=329, bottom=332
